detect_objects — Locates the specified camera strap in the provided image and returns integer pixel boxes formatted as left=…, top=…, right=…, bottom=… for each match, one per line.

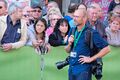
left=73, top=26, right=85, bottom=48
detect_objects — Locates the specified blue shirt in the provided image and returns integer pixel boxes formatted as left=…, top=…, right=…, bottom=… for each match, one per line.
left=1, top=15, right=21, bottom=44
left=68, top=25, right=108, bottom=75
left=64, top=16, right=76, bottom=28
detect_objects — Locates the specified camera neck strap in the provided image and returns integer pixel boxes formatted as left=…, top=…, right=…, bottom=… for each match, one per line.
left=73, top=26, right=85, bottom=48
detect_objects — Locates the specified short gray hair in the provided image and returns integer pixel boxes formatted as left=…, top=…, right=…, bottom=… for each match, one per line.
left=48, top=1, right=58, bottom=8
left=8, top=2, right=23, bottom=15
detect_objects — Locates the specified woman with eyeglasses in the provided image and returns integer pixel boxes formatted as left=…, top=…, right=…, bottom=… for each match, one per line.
left=45, top=7, right=63, bottom=37
left=49, top=18, right=70, bottom=47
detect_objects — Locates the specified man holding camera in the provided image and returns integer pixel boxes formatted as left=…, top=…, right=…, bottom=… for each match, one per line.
left=65, top=9, right=110, bottom=80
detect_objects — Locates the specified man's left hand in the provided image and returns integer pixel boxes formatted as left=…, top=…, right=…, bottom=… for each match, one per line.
left=2, top=43, right=12, bottom=51
left=78, top=55, right=93, bottom=64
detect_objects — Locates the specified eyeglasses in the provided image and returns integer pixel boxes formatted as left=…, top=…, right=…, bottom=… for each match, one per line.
left=23, top=14, right=29, bottom=18
left=51, top=18, right=59, bottom=21
left=33, top=10, right=41, bottom=13
left=0, top=6, right=2, bottom=9
left=73, top=15, right=81, bottom=18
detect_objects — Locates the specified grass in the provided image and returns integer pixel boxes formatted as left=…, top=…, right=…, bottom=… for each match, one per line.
left=0, top=46, right=120, bottom=80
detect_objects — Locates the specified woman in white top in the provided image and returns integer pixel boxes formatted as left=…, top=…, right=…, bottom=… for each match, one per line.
left=105, top=13, right=120, bottom=46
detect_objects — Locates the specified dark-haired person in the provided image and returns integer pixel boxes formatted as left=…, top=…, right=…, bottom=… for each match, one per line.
left=64, top=3, right=78, bottom=28
left=49, top=18, right=70, bottom=47
left=26, top=18, right=50, bottom=51
left=108, top=0, right=120, bottom=13
left=27, top=4, right=43, bottom=48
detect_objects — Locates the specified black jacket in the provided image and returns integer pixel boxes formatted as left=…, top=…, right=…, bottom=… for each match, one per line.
left=49, top=32, right=66, bottom=47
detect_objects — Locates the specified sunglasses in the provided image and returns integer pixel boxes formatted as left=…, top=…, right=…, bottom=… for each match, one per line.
left=33, top=10, right=41, bottom=13
left=23, top=14, right=29, bottom=18
left=0, top=6, right=2, bottom=9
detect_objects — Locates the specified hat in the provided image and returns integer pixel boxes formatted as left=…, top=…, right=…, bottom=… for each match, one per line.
left=31, top=4, right=42, bottom=10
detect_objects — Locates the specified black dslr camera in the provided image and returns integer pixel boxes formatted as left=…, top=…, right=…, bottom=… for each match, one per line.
left=92, top=58, right=103, bottom=80
left=56, top=57, right=103, bottom=80
left=56, top=56, right=69, bottom=70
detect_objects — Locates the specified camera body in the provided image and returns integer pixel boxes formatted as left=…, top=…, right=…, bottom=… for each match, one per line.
left=56, top=57, right=103, bottom=80
left=92, top=58, right=103, bottom=80
left=56, top=56, right=69, bottom=69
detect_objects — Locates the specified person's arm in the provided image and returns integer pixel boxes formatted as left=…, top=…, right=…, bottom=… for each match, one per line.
left=108, top=0, right=114, bottom=13
left=79, top=46, right=110, bottom=64
left=64, top=35, right=74, bottom=53
left=27, top=24, right=36, bottom=41
left=11, top=20, right=27, bottom=49
left=49, top=33, right=63, bottom=47
left=79, top=30, right=110, bottom=64
left=27, top=24, right=40, bottom=48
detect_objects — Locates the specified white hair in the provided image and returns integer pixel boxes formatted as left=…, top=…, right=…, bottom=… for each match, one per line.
left=8, top=2, right=23, bottom=15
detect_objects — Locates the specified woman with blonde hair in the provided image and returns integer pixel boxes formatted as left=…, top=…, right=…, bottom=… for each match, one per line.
left=45, top=7, right=63, bottom=37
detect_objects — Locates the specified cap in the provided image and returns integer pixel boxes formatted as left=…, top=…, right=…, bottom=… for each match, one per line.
left=31, top=4, right=42, bottom=10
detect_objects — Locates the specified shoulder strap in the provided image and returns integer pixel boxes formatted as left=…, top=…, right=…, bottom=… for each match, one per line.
left=85, top=27, right=93, bottom=49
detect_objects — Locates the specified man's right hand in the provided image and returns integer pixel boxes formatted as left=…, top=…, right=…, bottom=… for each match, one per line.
left=68, top=35, right=74, bottom=46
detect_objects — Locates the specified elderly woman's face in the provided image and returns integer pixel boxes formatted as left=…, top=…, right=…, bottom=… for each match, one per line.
left=50, top=14, right=61, bottom=27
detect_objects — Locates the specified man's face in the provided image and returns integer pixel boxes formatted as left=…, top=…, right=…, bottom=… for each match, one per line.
left=32, top=8, right=42, bottom=20
left=88, top=8, right=98, bottom=22
left=73, top=10, right=84, bottom=26
left=15, top=8, right=23, bottom=19
left=47, top=3, right=54, bottom=11
left=0, top=1, right=7, bottom=16
left=97, top=8, right=103, bottom=19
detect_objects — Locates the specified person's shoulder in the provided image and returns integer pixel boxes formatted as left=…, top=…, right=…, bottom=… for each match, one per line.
left=0, top=15, right=7, bottom=22
left=105, top=26, right=110, bottom=31
left=28, top=24, right=34, bottom=29
left=49, top=32, right=57, bottom=37
left=21, top=19, right=28, bottom=23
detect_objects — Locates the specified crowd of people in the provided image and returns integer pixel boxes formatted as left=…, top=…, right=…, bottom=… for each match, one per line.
left=0, top=0, right=120, bottom=80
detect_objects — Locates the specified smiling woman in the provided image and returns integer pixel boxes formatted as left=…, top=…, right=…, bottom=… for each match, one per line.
left=26, top=18, right=50, bottom=53
left=49, top=18, right=70, bottom=47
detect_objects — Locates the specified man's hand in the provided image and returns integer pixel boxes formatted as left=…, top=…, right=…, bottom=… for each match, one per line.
left=2, top=43, right=12, bottom=51
left=64, top=35, right=68, bottom=43
left=64, top=35, right=74, bottom=53
left=68, top=35, right=74, bottom=45
left=78, top=55, right=93, bottom=64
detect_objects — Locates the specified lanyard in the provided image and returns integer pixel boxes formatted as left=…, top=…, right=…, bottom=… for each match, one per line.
left=73, top=26, right=85, bottom=48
